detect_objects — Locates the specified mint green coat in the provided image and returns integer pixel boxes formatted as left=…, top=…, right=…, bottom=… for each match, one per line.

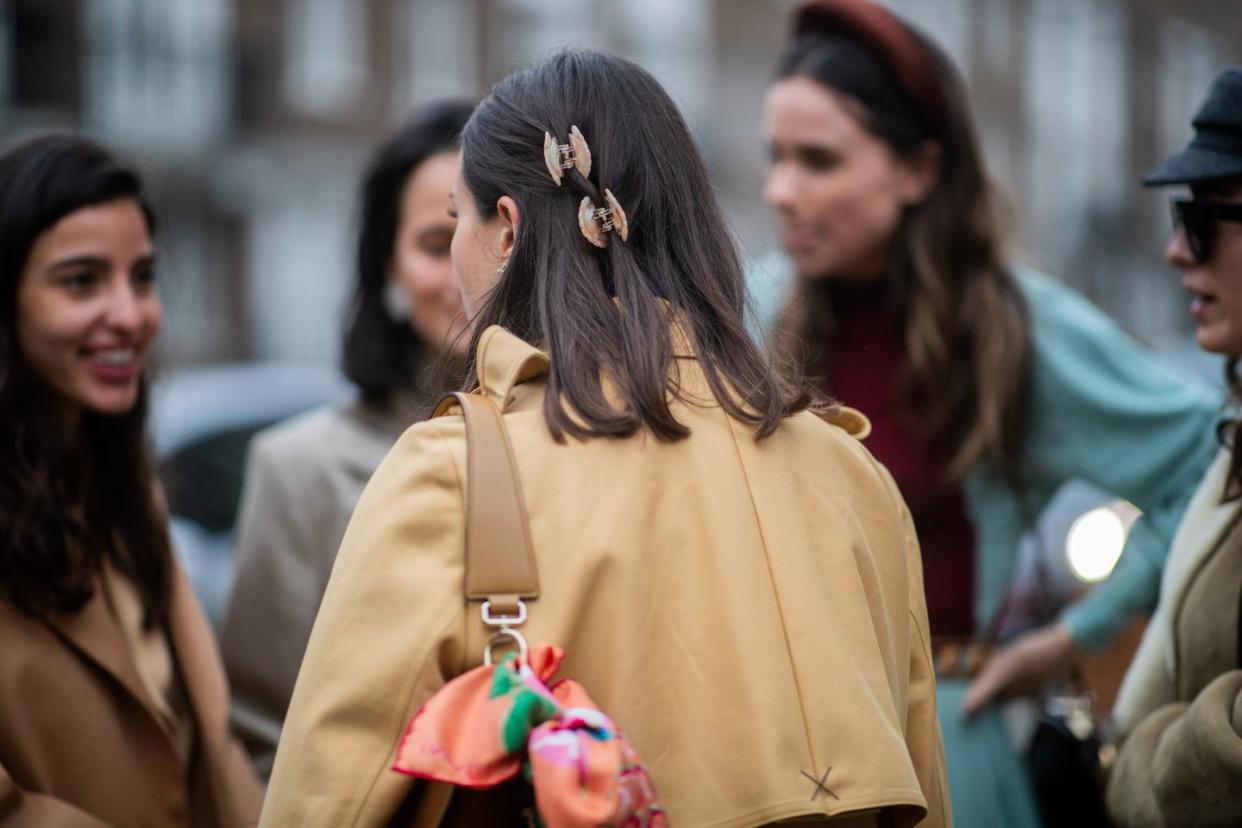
left=969, top=268, right=1220, bottom=648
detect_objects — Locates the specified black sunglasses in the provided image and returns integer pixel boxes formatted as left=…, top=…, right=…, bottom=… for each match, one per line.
left=1170, top=198, right=1242, bottom=263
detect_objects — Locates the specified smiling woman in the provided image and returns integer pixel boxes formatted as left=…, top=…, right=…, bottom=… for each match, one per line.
left=0, top=134, right=261, bottom=826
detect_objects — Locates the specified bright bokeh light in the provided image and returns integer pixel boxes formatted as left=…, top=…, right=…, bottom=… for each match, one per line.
left=1066, top=507, right=1128, bottom=583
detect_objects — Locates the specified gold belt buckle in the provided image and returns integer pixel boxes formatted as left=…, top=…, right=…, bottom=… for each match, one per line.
left=933, top=640, right=990, bottom=679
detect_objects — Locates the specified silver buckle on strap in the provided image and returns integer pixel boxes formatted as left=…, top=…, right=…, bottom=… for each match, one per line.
left=481, top=599, right=527, bottom=627
left=481, top=599, right=528, bottom=665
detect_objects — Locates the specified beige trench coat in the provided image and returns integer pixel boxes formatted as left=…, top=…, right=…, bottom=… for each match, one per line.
left=261, top=325, right=950, bottom=827
left=222, top=399, right=413, bottom=779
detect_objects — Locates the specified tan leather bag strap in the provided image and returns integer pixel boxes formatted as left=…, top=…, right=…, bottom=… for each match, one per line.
left=434, top=392, right=539, bottom=614
left=411, top=393, right=538, bottom=827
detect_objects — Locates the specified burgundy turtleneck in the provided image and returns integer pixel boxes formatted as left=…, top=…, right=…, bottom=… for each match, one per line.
left=820, top=279, right=976, bottom=637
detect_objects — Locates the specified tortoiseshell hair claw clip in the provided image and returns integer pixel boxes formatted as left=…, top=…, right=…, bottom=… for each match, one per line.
left=543, top=125, right=592, bottom=186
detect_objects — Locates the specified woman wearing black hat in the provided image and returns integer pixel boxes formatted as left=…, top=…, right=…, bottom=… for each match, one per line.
left=1107, top=67, right=1242, bottom=828
left=762, top=1, right=1222, bottom=826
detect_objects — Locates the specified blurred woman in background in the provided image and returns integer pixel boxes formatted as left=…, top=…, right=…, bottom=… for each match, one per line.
left=1107, top=66, right=1242, bottom=827
left=763, top=1, right=1221, bottom=825
left=0, top=134, right=261, bottom=826
left=220, top=98, right=474, bottom=780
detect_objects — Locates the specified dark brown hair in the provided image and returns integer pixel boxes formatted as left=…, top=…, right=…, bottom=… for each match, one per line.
left=0, top=134, right=172, bottom=625
left=460, top=49, right=809, bottom=442
left=342, top=99, right=474, bottom=404
left=773, top=30, right=1031, bottom=480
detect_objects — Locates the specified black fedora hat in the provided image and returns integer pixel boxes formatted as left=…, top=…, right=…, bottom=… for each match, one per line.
left=1145, top=67, right=1242, bottom=186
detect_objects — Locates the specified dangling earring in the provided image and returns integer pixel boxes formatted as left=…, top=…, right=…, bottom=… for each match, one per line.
left=497, top=255, right=510, bottom=277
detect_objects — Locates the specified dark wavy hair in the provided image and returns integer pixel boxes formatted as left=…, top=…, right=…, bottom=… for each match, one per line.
left=0, top=134, right=172, bottom=625
left=342, top=99, right=474, bottom=404
left=460, top=49, right=810, bottom=442
left=773, top=31, right=1032, bottom=480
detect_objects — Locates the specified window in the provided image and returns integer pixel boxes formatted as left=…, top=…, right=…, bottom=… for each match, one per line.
left=9, top=0, right=82, bottom=111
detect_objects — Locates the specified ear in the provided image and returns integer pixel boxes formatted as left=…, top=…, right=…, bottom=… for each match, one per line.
left=899, top=140, right=941, bottom=206
left=495, top=195, right=520, bottom=258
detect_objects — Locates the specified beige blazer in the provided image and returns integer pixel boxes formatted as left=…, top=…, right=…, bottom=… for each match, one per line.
left=221, top=400, right=412, bottom=779
left=261, top=325, right=950, bottom=828
left=0, top=562, right=262, bottom=827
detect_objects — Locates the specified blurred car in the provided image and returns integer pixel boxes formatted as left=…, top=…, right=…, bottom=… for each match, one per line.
left=151, top=361, right=352, bottom=626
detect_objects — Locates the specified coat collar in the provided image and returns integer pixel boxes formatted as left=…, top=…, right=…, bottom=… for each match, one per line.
left=467, top=321, right=701, bottom=412
left=818, top=405, right=871, bottom=439
left=45, top=563, right=224, bottom=760
left=1113, top=446, right=1242, bottom=733
left=335, top=398, right=418, bottom=480
left=337, top=366, right=460, bottom=478
left=468, top=299, right=701, bottom=410
left=1163, top=448, right=1242, bottom=622
left=464, top=323, right=871, bottom=438
left=474, top=325, right=550, bottom=411
left=45, top=575, right=179, bottom=745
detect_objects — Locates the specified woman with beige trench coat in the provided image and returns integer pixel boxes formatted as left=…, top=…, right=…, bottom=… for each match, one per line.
left=262, top=50, right=950, bottom=827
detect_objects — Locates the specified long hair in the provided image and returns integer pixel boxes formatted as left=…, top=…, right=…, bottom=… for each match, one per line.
left=460, top=49, right=809, bottom=442
left=341, top=99, right=475, bottom=405
left=774, top=31, right=1031, bottom=480
left=0, top=134, right=172, bottom=625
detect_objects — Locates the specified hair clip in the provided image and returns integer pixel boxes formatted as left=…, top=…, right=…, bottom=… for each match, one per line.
left=543, top=125, right=592, bottom=186
left=577, top=188, right=629, bottom=248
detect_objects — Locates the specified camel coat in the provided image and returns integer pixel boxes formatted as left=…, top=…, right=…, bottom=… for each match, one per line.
left=261, top=325, right=950, bottom=828
left=0, top=561, right=263, bottom=827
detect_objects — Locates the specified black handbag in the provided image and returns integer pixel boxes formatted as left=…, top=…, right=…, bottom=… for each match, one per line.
left=1025, top=684, right=1109, bottom=827
left=986, top=505, right=1111, bottom=828
left=1014, top=529, right=1111, bottom=828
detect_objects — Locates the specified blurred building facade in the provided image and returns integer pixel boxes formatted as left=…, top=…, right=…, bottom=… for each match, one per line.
left=2, top=0, right=1239, bottom=369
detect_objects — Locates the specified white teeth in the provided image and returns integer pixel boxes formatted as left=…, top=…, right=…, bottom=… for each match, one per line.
left=92, top=348, right=136, bottom=366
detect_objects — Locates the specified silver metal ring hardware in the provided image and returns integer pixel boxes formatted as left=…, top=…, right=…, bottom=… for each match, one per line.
left=483, top=627, right=529, bottom=666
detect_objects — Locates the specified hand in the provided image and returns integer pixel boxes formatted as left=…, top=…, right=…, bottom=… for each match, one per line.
left=961, top=622, right=1077, bottom=718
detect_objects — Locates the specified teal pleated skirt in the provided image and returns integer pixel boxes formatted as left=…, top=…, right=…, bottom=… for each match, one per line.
left=936, top=679, right=1043, bottom=828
